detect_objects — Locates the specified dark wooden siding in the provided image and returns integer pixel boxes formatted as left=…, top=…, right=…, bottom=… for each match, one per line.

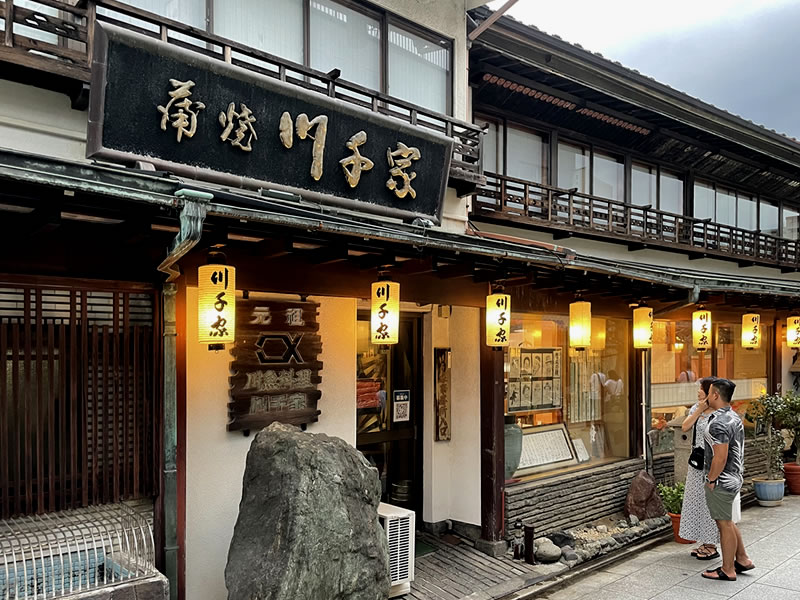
left=0, top=282, right=161, bottom=518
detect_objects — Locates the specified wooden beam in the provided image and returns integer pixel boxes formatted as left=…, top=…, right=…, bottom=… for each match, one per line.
left=479, top=312, right=505, bottom=548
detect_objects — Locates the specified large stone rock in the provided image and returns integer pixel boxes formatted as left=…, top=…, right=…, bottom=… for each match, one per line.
left=535, top=539, right=563, bottom=563
left=624, top=470, right=666, bottom=520
left=226, top=423, right=390, bottom=600
left=547, top=530, right=575, bottom=548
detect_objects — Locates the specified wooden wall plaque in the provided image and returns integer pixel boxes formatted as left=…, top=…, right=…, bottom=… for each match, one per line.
left=228, top=298, right=323, bottom=432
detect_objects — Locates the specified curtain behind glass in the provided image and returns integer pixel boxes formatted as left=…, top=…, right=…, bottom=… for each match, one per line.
left=693, top=181, right=715, bottom=220
left=760, top=201, right=779, bottom=235
left=631, top=163, right=656, bottom=207
left=388, top=25, right=449, bottom=114
left=784, top=206, right=799, bottom=240
left=737, top=194, right=756, bottom=230
left=659, top=171, right=683, bottom=214
left=716, top=188, right=736, bottom=226
left=213, top=0, right=303, bottom=63
left=100, top=0, right=205, bottom=30
left=506, top=126, right=546, bottom=183
left=476, top=119, right=503, bottom=175
left=592, top=151, right=623, bottom=201
left=310, top=1, right=380, bottom=90
left=557, top=142, right=589, bottom=193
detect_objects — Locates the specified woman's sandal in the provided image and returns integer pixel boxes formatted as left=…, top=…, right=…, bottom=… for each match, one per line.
left=690, top=544, right=713, bottom=557
left=702, top=567, right=737, bottom=581
left=696, top=546, right=720, bottom=560
left=734, top=560, right=755, bottom=573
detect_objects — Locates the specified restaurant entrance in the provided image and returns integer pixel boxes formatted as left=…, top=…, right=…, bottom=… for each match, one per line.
left=356, top=314, right=423, bottom=518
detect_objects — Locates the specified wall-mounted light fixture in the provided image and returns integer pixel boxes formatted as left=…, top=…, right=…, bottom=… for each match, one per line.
left=633, top=306, right=654, bottom=349
left=692, top=308, right=712, bottom=352
left=371, top=278, right=399, bottom=345
left=198, top=258, right=236, bottom=348
left=741, top=313, right=761, bottom=349
left=569, top=300, right=591, bottom=350
left=486, top=291, right=511, bottom=347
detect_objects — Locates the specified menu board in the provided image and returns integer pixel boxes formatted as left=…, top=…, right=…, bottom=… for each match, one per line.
left=516, top=424, right=578, bottom=475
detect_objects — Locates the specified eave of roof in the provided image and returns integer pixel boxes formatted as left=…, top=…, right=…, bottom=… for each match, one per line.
left=470, top=6, right=800, bottom=172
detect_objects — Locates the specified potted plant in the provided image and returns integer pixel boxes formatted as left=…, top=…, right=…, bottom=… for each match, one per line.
left=657, top=482, right=692, bottom=543
left=779, top=390, right=800, bottom=494
left=745, top=391, right=786, bottom=506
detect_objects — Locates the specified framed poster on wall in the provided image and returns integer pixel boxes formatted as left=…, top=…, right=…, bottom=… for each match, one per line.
left=515, top=423, right=578, bottom=476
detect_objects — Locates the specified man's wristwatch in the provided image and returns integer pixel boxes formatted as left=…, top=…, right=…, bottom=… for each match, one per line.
left=705, top=476, right=717, bottom=485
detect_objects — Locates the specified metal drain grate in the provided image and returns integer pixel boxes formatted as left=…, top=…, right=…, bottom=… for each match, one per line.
left=0, top=503, right=156, bottom=599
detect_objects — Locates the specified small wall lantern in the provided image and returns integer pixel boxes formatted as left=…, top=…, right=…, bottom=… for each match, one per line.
left=692, top=309, right=712, bottom=352
left=788, top=316, right=800, bottom=349
left=633, top=306, right=654, bottom=349
left=371, top=280, right=400, bottom=345
left=198, top=263, right=236, bottom=345
left=741, top=313, right=760, bottom=349
left=569, top=300, right=592, bottom=350
left=486, top=292, right=511, bottom=347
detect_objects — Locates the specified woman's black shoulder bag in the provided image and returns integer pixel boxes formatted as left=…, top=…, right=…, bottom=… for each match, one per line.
left=688, top=419, right=705, bottom=470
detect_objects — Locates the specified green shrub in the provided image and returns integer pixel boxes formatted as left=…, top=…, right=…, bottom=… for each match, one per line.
left=657, top=482, right=685, bottom=515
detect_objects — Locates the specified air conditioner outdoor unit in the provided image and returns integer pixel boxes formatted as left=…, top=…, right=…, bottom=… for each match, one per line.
left=377, top=502, right=415, bottom=598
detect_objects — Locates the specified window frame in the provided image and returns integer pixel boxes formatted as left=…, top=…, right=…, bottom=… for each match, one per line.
left=205, top=0, right=454, bottom=115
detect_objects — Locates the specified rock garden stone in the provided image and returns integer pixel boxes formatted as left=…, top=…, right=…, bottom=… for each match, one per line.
left=561, top=546, right=579, bottom=562
left=596, top=525, right=608, bottom=534
left=629, top=515, right=640, bottom=526
left=548, top=530, right=575, bottom=548
left=226, top=423, right=390, bottom=600
left=535, top=539, right=563, bottom=563
left=624, top=470, right=666, bottom=520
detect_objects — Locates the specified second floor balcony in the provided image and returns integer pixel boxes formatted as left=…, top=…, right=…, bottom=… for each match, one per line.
left=472, top=171, right=800, bottom=270
left=0, top=0, right=483, bottom=194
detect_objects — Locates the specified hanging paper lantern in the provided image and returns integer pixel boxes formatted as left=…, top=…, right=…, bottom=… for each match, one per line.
left=692, top=309, right=712, bottom=352
left=569, top=301, right=592, bottom=349
left=788, top=316, right=800, bottom=349
left=633, top=307, right=654, bottom=349
left=486, top=293, right=511, bottom=347
left=198, top=264, right=236, bottom=344
left=371, top=280, right=400, bottom=345
left=741, top=313, right=760, bottom=349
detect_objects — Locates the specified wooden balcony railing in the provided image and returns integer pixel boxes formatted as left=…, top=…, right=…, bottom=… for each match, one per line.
left=473, top=172, right=800, bottom=268
left=0, top=0, right=482, bottom=187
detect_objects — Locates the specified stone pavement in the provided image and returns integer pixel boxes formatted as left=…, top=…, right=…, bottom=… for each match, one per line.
left=538, top=495, right=800, bottom=600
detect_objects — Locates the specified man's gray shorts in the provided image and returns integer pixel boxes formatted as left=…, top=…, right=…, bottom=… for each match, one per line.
left=705, top=484, right=738, bottom=521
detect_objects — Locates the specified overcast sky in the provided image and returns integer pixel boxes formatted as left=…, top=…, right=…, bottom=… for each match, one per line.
left=487, top=0, right=800, bottom=139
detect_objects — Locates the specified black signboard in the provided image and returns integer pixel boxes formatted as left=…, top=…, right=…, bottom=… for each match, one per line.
left=228, top=298, right=323, bottom=432
left=88, top=25, right=453, bottom=223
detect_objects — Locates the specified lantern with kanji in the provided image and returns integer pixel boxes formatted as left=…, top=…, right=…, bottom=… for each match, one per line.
left=198, top=264, right=236, bottom=344
left=741, top=313, right=760, bottom=349
left=486, top=293, right=511, bottom=347
left=788, top=316, right=800, bottom=349
left=371, top=280, right=400, bottom=345
left=692, top=309, right=712, bottom=352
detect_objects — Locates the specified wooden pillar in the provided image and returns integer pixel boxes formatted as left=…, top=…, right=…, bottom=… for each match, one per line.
left=478, top=308, right=506, bottom=555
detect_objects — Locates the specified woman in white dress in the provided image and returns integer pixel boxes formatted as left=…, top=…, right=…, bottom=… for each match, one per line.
left=679, top=377, right=720, bottom=559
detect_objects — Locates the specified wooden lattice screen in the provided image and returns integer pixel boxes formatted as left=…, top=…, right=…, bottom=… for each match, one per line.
left=0, top=282, right=161, bottom=518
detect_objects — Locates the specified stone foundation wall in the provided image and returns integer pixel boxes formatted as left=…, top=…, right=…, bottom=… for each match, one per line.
left=504, top=458, right=645, bottom=539
left=653, top=453, right=675, bottom=485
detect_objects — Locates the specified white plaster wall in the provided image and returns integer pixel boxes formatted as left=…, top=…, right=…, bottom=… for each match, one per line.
left=184, top=290, right=357, bottom=600
left=0, top=80, right=87, bottom=161
left=422, top=306, right=481, bottom=527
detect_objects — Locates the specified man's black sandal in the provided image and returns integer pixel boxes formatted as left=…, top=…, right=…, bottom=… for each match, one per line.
left=734, top=560, right=755, bottom=573
left=702, top=567, right=736, bottom=581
